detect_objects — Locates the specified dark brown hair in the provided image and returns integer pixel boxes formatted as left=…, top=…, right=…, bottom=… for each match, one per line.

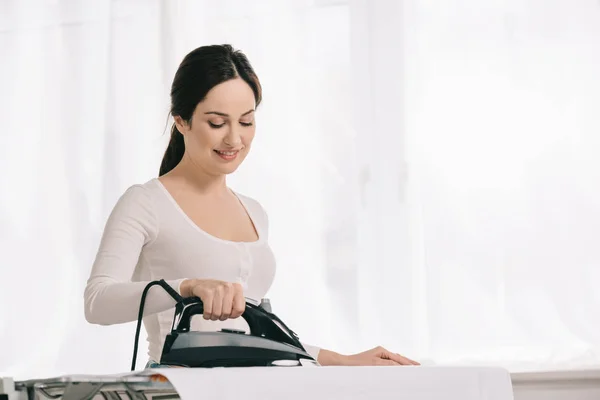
left=159, top=44, right=262, bottom=176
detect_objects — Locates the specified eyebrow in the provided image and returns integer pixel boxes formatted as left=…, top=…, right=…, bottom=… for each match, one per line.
left=204, top=109, right=255, bottom=117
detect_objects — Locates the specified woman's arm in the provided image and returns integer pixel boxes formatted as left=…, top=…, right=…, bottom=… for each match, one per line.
left=84, top=185, right=186, bottom=325
left=317, top=349, right=347, bottom=366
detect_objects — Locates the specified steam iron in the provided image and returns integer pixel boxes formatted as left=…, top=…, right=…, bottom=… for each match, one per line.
left=131, top=279, right=318, bottom=370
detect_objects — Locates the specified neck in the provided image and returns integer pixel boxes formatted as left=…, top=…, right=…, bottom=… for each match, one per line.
left=172, top=154, right=228, bottom=195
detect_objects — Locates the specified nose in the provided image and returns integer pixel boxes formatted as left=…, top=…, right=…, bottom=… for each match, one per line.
left=223, top=125, right=243, bottom=148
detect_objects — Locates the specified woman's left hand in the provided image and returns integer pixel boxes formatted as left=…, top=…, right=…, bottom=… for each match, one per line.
left=344, top=346, right=420, bottom=366
left=318, top=346, right=420, bottom=366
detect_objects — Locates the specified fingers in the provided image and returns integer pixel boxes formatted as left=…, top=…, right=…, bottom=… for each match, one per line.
left=210, top=285, right=224, bottom=321
left=346, top=346, right=421, bottom=367
left=376, top=358, right=401, bottom=366
left=220, top=284, right=234, bottom=321
left=231, top=283, right=245, bottom=319
left=375, top=346, right=421, bottom=366
left=202, top=291, right=214, bottom=320
left=388, top=352, right=420, bottom=366
left=402, top=354, right=421, bottom=366
left=192, top=280, right=244, bottom=321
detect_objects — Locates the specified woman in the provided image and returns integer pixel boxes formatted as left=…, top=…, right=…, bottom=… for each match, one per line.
left=84, top=44, right=419, bottom=368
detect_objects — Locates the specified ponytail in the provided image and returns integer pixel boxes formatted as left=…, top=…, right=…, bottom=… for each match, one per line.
left=159, top=124, right=185, bottom=176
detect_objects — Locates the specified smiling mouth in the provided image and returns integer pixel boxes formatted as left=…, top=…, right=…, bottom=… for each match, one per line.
left=214, top=149, right=240, bottom=160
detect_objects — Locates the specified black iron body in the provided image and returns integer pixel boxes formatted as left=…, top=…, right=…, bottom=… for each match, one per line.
left=159, top=296, right=317, bottom=367
left=131, top=279, right=317, bottom=370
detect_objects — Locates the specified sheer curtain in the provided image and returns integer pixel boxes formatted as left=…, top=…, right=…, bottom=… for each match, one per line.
left=1, top=0, right=599, bottom=381
left=400, top=0, right=600, bottom=370
left=353, top=0, right=600, bottom=370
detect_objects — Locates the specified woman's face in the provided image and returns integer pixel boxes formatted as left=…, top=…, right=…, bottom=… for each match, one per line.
left=175, top=78, right=257, bottom=176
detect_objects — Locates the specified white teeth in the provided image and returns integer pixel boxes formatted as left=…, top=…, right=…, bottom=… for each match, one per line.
left=216, top=150, right=237, bottom=156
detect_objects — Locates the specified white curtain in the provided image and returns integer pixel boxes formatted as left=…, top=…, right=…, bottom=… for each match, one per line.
left=353, top=0, right=600, bottom=370
left=1, top=0, right=599, bottom=381
left=403, top=0, right=600, bottom=370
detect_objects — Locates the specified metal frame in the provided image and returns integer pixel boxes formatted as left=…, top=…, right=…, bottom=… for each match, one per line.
left=13, top=374, right=179, bottom=400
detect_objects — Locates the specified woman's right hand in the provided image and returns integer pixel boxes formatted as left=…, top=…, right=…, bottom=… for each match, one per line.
left=180, top=279, right=245, bottom=321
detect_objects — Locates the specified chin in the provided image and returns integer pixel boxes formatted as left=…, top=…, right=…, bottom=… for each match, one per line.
left=210, top=160, right=243, bottom=175
left=210, top=151, right=246, bottom=175
left=219, top=165, right=241, bottom=175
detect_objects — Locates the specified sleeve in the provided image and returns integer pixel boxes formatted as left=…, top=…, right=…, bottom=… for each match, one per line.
left=302, top=342, right=321, bottom=362
left=83, top=184, right=187, bottom=325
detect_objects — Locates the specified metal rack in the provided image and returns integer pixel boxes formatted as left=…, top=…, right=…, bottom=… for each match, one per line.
left=12, top=373, right=179, bottom=400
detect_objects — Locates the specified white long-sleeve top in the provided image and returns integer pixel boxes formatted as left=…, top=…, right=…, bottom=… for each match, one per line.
left=84, top=178, right=320, bottom=363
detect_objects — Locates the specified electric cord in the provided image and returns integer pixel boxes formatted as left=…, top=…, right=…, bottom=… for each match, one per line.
left=131, top=279, right=184, bottom=371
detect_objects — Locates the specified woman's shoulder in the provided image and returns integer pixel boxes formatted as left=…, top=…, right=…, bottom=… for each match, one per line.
left=114, top=178, right=162, bottom=205
left=99, top=179, right=162, bottom=242
left=106, top=178, right=168, bottom=224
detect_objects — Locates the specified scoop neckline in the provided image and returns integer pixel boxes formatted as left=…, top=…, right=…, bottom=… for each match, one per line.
left=152, top=178, right=264, bottom=246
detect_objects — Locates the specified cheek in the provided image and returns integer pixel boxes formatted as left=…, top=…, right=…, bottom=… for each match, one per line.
left=242, top=128, right=256, bottom=145
left=189, top=127, right=217, bottom=148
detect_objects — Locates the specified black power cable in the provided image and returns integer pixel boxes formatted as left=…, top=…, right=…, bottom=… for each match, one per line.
left=131, top=279, right=184, bottom=371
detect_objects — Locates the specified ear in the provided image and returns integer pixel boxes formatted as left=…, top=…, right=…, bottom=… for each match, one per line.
left=174, top=115, right=190, bottom=135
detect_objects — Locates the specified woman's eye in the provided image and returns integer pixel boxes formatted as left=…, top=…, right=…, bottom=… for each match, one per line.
left=208, top=121, right=225, bottom=128
left=240, top=121, right=254, bottom=127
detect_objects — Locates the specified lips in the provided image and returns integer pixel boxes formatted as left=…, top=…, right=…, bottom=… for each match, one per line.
left=214, top=149, right=240, bottom=161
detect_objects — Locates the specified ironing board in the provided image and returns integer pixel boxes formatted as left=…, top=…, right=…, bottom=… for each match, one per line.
left=4, top=366, right=514, bottom=400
